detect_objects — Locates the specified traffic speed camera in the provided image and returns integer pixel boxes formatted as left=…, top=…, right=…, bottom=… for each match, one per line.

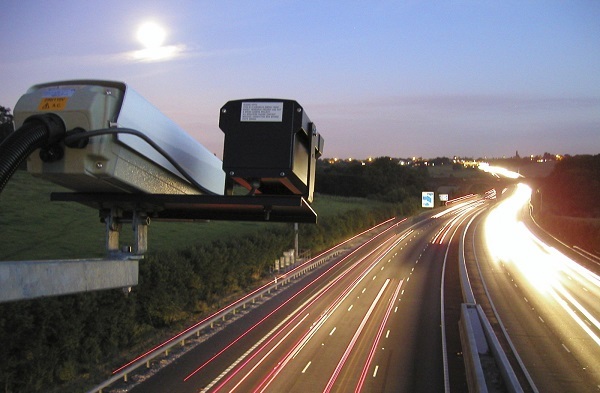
left=13, top=80, right=225, bottom=195
left=219, top=99, right=324, bottom=202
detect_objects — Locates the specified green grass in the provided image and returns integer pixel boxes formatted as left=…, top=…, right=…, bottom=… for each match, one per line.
left=0, top=171, right=382, bottom=260
left=0, top=172, right=104, bottom=260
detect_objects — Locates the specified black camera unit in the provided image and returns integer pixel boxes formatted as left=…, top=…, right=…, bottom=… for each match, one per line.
left=220, top=99, right=324, bottom=202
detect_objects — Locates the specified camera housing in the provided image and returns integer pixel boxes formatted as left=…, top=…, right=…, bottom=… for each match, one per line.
left=219, top=99, right=324, bottom=202
left=13, top=80, right=225, bottom=195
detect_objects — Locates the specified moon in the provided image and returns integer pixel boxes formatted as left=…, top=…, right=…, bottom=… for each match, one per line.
left=137, top=22, right=166, bottom=49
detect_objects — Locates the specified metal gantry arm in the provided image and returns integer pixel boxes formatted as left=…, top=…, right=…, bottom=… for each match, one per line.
left=0, top=207, right=148, bottom=304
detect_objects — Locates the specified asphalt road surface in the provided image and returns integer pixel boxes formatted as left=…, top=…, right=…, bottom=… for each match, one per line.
left=124, top=199, right=487, bottom=393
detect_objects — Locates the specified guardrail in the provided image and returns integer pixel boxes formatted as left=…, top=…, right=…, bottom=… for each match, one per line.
left=88, top=218, right=397, bottom=393
left=89, top=249, right=343, bottom=393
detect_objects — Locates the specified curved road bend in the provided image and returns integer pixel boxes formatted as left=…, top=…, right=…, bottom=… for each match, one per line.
left=466, top=184, right=600, bottom=392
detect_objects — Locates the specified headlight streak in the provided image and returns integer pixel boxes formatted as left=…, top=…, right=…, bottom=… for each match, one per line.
left=354, top=279, right=404, bottom=393
left=550, top=288, right=600, bottom=347
left=322, top=279, right=391, bottom=393
left=547, top=246, right=600, bottom=291
left=478, top=163, right=523, bottom=179
left=205, top=228, right=411, bottom=392
left=553, top=285, right=600, bottom=343
left=484, top=183, right=600, bottom=349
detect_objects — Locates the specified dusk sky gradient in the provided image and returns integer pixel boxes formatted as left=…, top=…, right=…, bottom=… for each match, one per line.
left=1, top=0, right=599, bottom=159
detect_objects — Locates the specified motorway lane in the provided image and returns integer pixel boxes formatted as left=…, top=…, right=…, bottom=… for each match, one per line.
left=468, top=184, right=600, bottom=392
left=125, top=203, right=486, bottom=393
left=205, top=230, right=415, bottom=393
left=127, top=222, right=404, bottom=393
left=254, top=224, right=446, bottom=393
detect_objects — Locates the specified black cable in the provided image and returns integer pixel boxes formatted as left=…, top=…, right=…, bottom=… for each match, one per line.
left=0, top=114, right=65, bottom=194
left=63, top=128, right=218, bottom=195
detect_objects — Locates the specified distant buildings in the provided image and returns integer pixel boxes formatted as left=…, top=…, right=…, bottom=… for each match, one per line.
left=323, top=153, right=563, bottom=167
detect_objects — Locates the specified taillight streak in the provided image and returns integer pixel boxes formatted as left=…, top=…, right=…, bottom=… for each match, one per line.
left=210, top=313, right=311, bottom=393
left=204, top=227, right=409, bottom=391
left=252, top=236, right=408, bottom=393
left=114, top=219, right=401, bottom=375
left=208, top=248, right=377, bottom=393
left=354, top=279, right=404, bottom=393
left=185, top=234, right=401, bottom=381
left=322, top=279, right=392, bottom=393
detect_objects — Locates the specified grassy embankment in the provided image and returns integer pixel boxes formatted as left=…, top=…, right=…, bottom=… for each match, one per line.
left=0, top=170, right=389, bottom=261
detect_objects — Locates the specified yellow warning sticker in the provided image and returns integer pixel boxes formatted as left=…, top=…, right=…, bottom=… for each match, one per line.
left=38, top=97, right=68, bottom=111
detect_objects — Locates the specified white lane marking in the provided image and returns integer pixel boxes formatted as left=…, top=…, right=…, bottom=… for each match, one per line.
left=302, top=361, right=312, bottom=373
left=373, top=365, right=379, bottom=378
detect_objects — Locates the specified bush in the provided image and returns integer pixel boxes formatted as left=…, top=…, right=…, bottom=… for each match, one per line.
left=532, top=154, right=600, bottom=254
left=538, top=214, right=600, bottom=253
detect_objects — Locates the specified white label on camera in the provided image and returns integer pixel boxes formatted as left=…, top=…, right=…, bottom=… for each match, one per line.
left=241, top=102, right=283, bottom=122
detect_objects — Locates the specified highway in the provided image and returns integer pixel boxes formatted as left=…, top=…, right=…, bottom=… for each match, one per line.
left=116, top=184, right=600, bottom=393
left=124, top=198, right=489, bottom=393
left=464, top=183, right=600, bottom=392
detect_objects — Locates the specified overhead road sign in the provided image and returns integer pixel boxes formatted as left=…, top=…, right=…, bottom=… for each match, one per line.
left=422, top=191, right=434, bottom=208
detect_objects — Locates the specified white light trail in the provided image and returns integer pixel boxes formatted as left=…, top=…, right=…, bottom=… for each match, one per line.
left=483, top=183, right=600, bottom=348
left=478, top=163, right=523, bottom=179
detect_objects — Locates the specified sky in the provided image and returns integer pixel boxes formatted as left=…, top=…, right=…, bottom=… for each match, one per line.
left=1, top=0, right=599, bottom=160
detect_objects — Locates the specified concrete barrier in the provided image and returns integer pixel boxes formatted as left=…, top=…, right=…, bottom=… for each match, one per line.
left=459, top=303, right=488, bottom=393
left=458, top=214, right=524, bottom=393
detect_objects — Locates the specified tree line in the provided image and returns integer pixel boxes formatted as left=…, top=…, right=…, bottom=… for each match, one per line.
left=316, top=157, right=428, bottom=202
left=538, top=154, right=600, bottom=218
left=532, top=154, right=600, bottom=253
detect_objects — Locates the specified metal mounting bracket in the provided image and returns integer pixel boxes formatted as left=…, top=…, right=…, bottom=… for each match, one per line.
left=102, top=207, right=149, bottom=257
